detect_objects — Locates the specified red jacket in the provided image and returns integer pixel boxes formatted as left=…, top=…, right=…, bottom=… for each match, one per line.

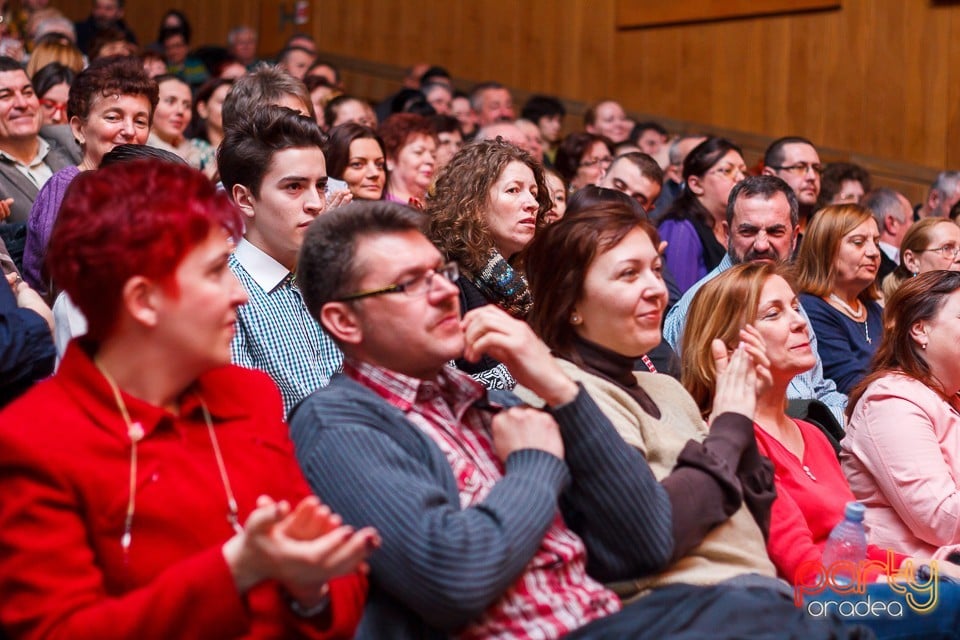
left=0, top=342, right=366, bottom=639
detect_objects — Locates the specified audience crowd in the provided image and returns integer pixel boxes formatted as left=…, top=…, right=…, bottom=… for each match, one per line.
left=3, top=2, right=960, bottom=638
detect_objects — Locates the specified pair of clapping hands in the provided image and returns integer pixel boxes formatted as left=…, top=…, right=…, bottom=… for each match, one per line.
left=709, top=326, right=771, bottom=425
left=222, top=495, right=380, bottom=611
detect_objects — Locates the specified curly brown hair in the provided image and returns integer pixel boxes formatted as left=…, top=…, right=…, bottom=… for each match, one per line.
left=425, top=139, right=551, bottom=273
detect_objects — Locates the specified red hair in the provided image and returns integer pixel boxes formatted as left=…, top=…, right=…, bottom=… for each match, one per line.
left=47, top=160, right=243, bottom=341
left=378, top=112, right=435, bottom=160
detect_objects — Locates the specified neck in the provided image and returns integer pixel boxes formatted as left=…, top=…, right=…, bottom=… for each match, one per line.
left=0, top=137, right=39, bottom=165
left=95, top=335, right=199, bottom=413
left=244, top=231, right=296, bottom=273
left=208, top=128, right=224, bottom=149
left=388, top=179, right=423, bottom=202
left=157, top=130, right=183, bottom=147
left=78, top=153, right=99, bottom=172
left=755, top=376, right=791, bottom=429
left=831, top=284, right=862, bottom=306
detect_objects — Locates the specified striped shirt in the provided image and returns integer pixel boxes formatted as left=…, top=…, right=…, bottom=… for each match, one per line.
left=344, top=360, right=620, bottom=639
left=229, top=239, right=342, bottom=415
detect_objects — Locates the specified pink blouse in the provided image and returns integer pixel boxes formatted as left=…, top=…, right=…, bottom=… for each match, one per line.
left=842, top=373, right=960, bottom=560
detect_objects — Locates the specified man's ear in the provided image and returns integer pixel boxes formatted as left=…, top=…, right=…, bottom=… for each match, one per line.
left=883, top=214, right=899, bottom=236
left=761, top=166, right=776, bottom=177
left=320, top=301, right=363, bottom=346
left=232, top=184, right=256, bottom=219
left=121, top=275, right=161, bottom=329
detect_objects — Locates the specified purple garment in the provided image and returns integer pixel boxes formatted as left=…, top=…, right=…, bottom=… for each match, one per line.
left=657, top=218, right=706, bottom=294
left=23, top=165, right=80, bottom=294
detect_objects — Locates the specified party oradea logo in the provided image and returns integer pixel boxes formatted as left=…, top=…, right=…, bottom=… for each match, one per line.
left=794, top=551, right=939, bottom=618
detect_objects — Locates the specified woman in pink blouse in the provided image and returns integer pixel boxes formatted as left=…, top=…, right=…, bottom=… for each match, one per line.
left=844, top=270, right=960, bottom=560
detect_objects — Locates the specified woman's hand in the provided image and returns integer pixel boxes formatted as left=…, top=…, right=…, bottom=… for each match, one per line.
left=709, top=325, right=770, bottom=423
left=222, top=496, right=379, bottom=607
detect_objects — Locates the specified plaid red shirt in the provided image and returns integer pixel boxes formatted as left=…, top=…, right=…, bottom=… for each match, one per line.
left=344, top=360, right=620, bottom=639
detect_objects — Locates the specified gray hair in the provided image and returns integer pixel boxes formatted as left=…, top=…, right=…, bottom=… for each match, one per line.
left=862, top=188, right=908, bottom=227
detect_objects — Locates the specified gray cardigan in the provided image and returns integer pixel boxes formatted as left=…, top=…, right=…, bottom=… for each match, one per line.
left=290, top=373, right=673, bottom=639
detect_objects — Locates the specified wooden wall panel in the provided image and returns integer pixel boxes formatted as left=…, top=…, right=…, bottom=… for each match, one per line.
left=51, top=0, right=960, bottom=198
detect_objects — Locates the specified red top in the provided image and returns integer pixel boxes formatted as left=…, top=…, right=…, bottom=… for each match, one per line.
left=0, top=342, right=366, bottom=639
left=754, top=418, right=906, bottom=585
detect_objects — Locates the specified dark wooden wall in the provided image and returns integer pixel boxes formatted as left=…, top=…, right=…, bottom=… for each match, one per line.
left=57, top=0, right=960, bottom=202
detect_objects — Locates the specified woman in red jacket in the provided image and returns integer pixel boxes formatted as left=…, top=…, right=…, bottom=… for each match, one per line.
left=0, top=160, right=377, bottom=639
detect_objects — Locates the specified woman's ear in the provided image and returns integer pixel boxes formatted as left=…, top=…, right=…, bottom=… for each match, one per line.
left=909, top=320, right=928, bottom=350
left=687, top=175, right=704, bottom=196
left=902, top=249, right=921, bottom=275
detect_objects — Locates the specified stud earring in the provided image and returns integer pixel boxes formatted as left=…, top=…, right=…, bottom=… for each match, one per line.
left=571, top=313, right=581, bottom=325
left=922, top=342, right=928, bottom=350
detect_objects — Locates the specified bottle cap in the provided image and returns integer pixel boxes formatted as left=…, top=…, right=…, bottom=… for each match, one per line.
left=844, top=501, right=865, bottom=522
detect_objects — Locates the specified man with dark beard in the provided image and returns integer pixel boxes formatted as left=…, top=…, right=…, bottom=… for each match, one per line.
left=664, top=175, right=848, bottom=423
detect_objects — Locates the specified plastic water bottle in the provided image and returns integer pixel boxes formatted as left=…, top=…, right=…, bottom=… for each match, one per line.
left=821, top=501, right=868, bottom=586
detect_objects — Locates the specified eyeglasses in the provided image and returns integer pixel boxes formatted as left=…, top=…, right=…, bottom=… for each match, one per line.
left=769, top=162, right=824, bottom=176
left=918, top=244, right=960, bottom=259
left=580, top=156, right=613, bottom=169
left=337, top=261, right=459, bottom=301
left=39, top=98, right=67, bottom=118
left=709, top=164, right=748, bottom=180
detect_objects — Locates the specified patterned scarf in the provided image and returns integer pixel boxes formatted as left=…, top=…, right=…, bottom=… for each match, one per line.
left=468, top=251, right=533, bottom=318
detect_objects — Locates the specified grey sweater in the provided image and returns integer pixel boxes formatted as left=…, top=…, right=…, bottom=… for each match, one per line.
left=289, top=373, right=673, bottom=639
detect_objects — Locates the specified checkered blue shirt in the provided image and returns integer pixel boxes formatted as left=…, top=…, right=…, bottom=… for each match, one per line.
left=663, top=253, right=848, bottom=424
left=229, top=239, right=342, bottom=416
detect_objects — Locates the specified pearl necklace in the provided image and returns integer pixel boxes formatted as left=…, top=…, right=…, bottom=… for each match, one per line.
left=828, top=293, right=871, bottom=344
left=97, top=364, right=243, bottom=558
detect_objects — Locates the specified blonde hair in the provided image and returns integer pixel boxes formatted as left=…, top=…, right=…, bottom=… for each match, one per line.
left=882, top=218, right=958, bottom=299
left=793, top=203, right=880, bottom=301
left=681, top=262, right=783, bottom=418
left=27, top=39, right=84, bottom=77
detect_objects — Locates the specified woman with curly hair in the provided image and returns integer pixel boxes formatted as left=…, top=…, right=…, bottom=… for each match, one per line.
left=425, top=138, right=551, bottom=388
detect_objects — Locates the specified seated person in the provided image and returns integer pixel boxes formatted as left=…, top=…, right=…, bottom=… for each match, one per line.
left=0, top=160, right=374, bottom=638
left=794, top=204, right=883, bottom=394
left=521, top=198, right=781, bottom=597
left=684, top=262, right=960, bottom=638
left=845, top=270, right=960, bottom=560
left=218, top=106, right=343, bottom=415
left=290, top=200, right=863, bottom=639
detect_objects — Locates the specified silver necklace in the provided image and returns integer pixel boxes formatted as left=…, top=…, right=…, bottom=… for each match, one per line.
left=828, top=293, right=871, bottom=343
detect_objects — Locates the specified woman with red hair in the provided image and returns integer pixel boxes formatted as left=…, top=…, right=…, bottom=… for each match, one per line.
left=0, top=161, right=377, bottom=639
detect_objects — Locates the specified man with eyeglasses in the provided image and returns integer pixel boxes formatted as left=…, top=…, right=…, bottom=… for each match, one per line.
left=218, top=105, right=343, bottom=416
left=289, top=199, right=677, bottom=638
left=761, top=136, right=822, bottom=236
left=291, top=200, right=859, bottom=639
